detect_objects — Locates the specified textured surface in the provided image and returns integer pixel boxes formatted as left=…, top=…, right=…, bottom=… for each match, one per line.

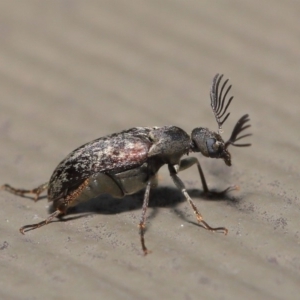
left=1, top=1, right=300, bottom=299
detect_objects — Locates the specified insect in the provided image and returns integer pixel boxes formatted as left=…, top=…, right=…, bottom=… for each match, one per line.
left=2, top=74, right=251, bottom=255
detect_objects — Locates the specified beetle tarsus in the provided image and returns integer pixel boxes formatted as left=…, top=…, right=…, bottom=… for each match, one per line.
left=197, top=219, right=228, bottom=235
left=204, top=184, right=239, bottom=197
left=1, top=182, right=48, bottom=201
left=19, top=210, right=61, bottom=234
left=191, top=201, right=228, bottom=235
left=139, top=223, right=151, bottom=255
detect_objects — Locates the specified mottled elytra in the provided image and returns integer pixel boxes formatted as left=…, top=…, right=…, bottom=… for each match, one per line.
left=2, top=74, right=251, bottom=255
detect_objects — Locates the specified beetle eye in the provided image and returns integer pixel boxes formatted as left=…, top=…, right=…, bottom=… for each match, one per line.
left=206, top=138, right=231, bottom=166
left=206, top=138, right=223, bottom=158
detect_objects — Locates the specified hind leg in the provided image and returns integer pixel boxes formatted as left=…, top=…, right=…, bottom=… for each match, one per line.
left=19, top=178, right=90, bottom=234
left=1, top=182, right=48, bottom=201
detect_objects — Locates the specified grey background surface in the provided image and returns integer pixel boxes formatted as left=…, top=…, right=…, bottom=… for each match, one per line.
left=0, top=1, right=300, bottom=299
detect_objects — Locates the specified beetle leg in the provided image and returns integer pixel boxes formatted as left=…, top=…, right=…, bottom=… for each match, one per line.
left=169, top=164, right=228, bottom=235
left=19, top=179, right=90, bottom=234
left=1, top=182, right=48, bottom=201
left=178, top=157, right=237, bottom=195
left=138, top=180, right=152, bottom=255
left=19, top=210, right=61, bottom=234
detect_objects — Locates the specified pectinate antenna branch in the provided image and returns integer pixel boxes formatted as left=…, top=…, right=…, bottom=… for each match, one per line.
left=225, top=114, right=252, bottom=148
left=210, top=74, right=234, bottom=134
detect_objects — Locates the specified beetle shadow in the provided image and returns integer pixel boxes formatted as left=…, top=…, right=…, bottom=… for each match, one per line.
left=54, top=186, right=241, bottom=227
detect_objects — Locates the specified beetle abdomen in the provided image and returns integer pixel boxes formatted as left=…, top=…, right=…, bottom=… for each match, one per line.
left=69, top=173, right=124, bottom=206
left=68, top=163, right=158, bottom=206
left=48, top=127, right=153, bottom=202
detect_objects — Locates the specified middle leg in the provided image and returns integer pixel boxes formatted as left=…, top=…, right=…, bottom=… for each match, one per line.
left=138, top=180, right=152, bottom=255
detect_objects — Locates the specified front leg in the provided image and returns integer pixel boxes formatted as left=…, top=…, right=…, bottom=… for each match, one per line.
left=178, top=157, right=237, bottom=195
left=169, top=164, right=228, bottom=234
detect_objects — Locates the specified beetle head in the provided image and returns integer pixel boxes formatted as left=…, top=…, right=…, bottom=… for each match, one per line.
left=191, top=128, right=231, bottom=166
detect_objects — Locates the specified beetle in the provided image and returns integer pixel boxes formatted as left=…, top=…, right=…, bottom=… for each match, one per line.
left=2, top=74, right=251, bottom=254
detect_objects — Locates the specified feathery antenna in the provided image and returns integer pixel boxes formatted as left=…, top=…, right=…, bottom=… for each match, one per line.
left=210, top=74, right=233, bottom=133
left=225, top=114, right=252, bottom=149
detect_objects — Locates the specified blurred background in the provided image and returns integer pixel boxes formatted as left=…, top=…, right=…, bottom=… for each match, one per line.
left=0, top=1, right=300, bottom=299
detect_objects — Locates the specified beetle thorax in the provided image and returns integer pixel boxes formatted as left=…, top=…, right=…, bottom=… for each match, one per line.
left=147, top=126, right=190, bottom=165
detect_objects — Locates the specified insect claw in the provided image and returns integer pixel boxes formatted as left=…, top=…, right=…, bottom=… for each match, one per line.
left=222, top=184, right=239, bottom=193
left=222, top=227, right=229, bottom=235
left=142, top=249, right=152, bottom=256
